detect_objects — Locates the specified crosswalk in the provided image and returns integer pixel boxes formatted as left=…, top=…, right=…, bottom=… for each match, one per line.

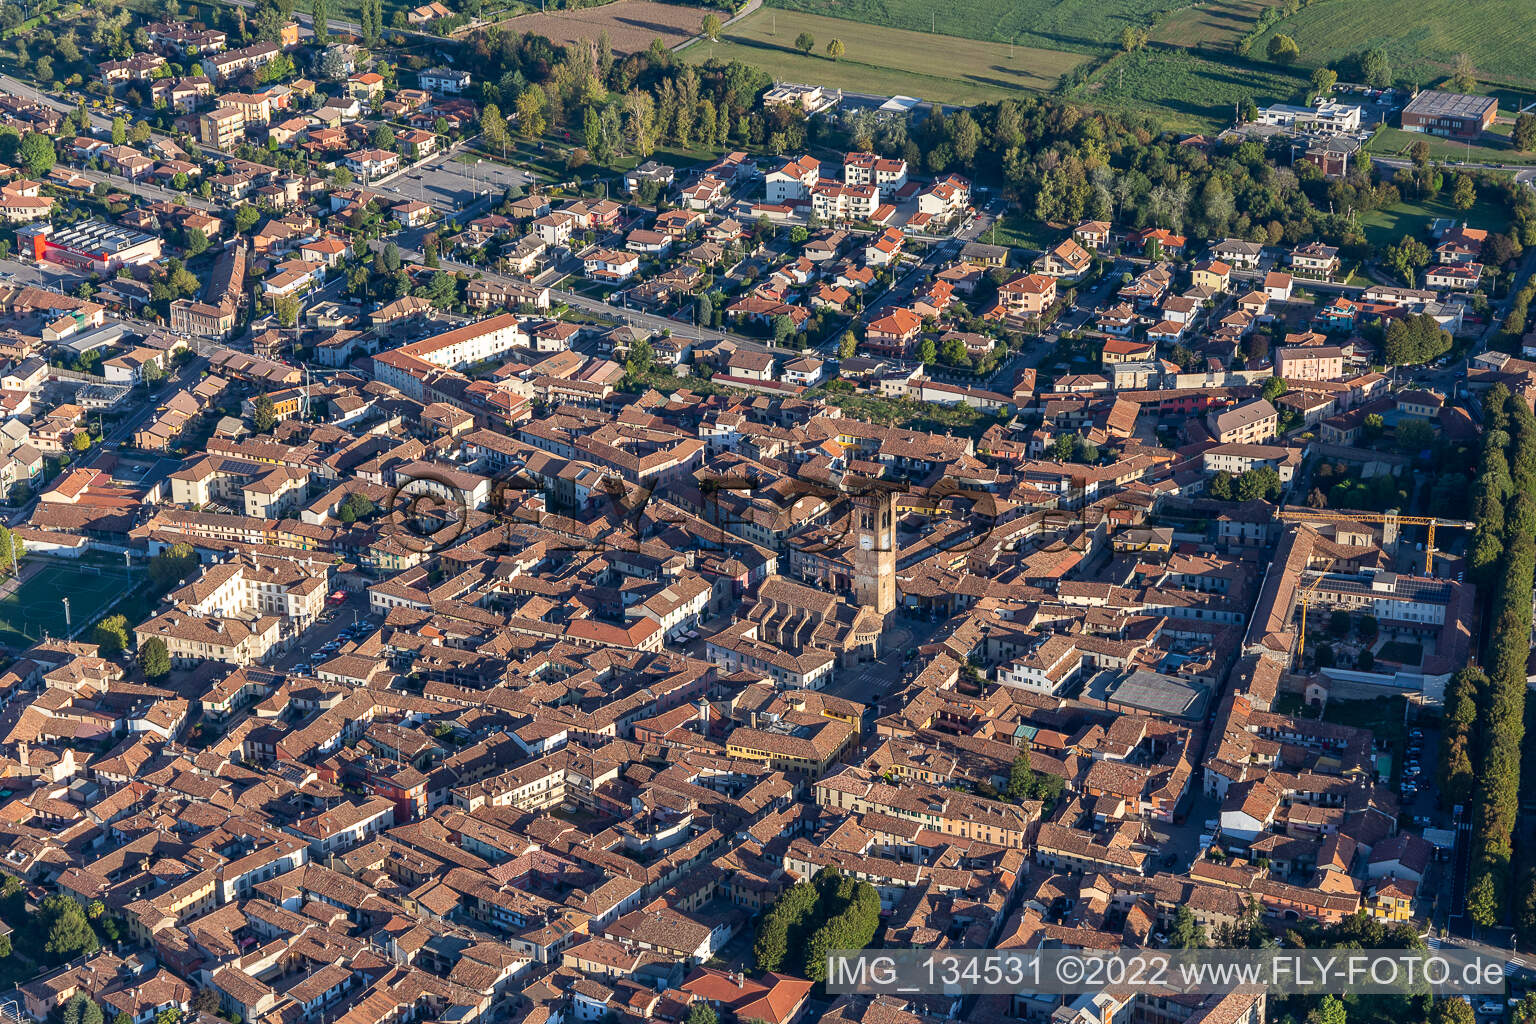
left=1506, top=956, right=1530, bottom=977
left=1428, top=936, right=1442, bottom=949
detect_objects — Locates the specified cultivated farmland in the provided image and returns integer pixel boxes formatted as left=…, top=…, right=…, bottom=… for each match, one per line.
left=1150, top=0, right=1280, bottom=50
left=496, top=0, right=723, bottom=54
left=1078, top=48, right=1308, bottom=131
left=681, top=8, right=1086, bottom=106
left=763, top=0, right=1173, bottom=54
left=1250, top=0, right=1536, bottom=85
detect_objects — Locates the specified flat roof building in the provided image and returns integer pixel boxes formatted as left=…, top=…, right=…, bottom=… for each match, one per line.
left=1401, top=90, right=1497, bottom=139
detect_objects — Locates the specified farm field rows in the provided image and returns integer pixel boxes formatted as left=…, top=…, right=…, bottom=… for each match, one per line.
left=495, top=0, right=723, bottom=54
left=681, top=8, right=1087, bottom=105
left=763, top=0, right=1172, bottom=54
left=1249, top=0, right=1536, bottom=84
left=1077, top=48, right=1308, bottom=131
left=1150, top=0, right=1278, bottom=50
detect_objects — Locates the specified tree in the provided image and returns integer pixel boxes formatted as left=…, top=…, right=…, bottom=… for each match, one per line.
left=338, top=492, right=375, bottom=523
left=1120, top=26, right=1148, bottom=52
left=0, top=932, right=9, bottom=959
left=235, top=204, right=260, bottom=234
left=252, top=394, right=278, bottom=432
left=72, top=430, right=91, bottom=453
left=1513, top=993, right=1536, bottom=1024
left=312, top=0, right=330, bottom=45
left=141, top=360, right=164, bottom=386
left=1267, top=34, right=1300, bottom=64
left=191, top=990, right=221, bottom=1016
left=1384, top=234, right=1431, bottom=286
left=149, top=542, right=198, bottom=590
left=1236, top=466, right=1281, bottom=501
left=1396, top=417, right=1435, bottom=453
left=1361, top=47, right=1392, bottom=89
left=917, top=337, right=936, bottom=364
left=0, top=524, right=22, bottom=576
left=19, top=132, right=54, bottom=177
left=794, top=31, right=815, bottom=55
left=1006, top=753, right=1035, bottom=802
left=111, top=116, right=126, bottom=146
left=516, top=88, right=546, bottom=140
left=1431, top=997, right=1475, bottom=1024
left=1453, top=53, right=1478, bottom=93
left=1310, top=67, right=1338, bottom=101
left=1316, top=995, right=1347, bottom=1024
left=138, top=637, right=171, bottom=680
left=41, top=895, right=98, bottom=961
left=1384, top=313, right=1452, bottom=365
left=273, top=294, right=300, bottom=328
left=839, top=331, right=857, bottom=359
left=1469, top=870, right=1499, bottom=928
left=371, top=122, right=395, bottom=151
left=1260, top=376, right=1287, bottom=403
left=826, top=38, right=845, bottom=60
left=1328, top=610, right=1351, bottom=638
left=184, top=227, right=209, bottom=257
left=625, top=336, right=654, bottom=381
left=685, top=1005, right=717, bottom=1024
left=1515, top=114, right=1536, bottom=152
left=480, top=102, right=510, bottom=157
left=700, top=12, right=721, bottom=42
left=360, top=0, right=382, bottom=46
left=94, top=614, right=131, bottom=657
left=1453, top=173, right=1477, bottom=212
left=1170, top=905, right=1207, bottom=949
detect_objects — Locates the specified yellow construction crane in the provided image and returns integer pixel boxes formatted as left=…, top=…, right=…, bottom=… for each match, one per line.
left=1296, top=572, right=1328, bottom=668
left=1276, top=506, right=1473, bottom=575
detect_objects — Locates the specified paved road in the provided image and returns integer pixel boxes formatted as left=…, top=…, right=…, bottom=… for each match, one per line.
left=272, top=591, right=372, bottom=672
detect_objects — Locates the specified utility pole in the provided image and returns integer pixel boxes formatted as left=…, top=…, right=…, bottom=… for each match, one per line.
left=61, top=597, right=70, bottom=633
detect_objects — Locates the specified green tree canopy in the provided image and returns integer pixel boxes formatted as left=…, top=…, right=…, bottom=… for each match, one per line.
left=138, top=637, right=172, bottom=680
left=41, top=895, right=99, bottom=962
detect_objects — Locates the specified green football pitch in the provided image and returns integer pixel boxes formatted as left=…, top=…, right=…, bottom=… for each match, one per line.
left=0, top=559, right=141, bottom=650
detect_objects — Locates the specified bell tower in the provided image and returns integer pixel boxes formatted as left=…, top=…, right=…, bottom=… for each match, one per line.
left=851, top=487, right=896, bottom=617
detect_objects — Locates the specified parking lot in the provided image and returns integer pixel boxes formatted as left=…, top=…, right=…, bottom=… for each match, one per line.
left=386, top=155, right=533, bottom=211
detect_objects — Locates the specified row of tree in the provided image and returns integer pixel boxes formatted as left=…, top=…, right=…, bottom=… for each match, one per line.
left=1456, top=384, right=1536, bottom=927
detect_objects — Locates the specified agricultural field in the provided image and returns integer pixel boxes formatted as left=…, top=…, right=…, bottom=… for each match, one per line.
left=681, top=8, right=1087, bottom=106
left=1077, top=48, right=1308, bottom=131
left=1249, top=0, right=1536, bottom=85
left=763, top=0, right=1173, bottom=54
left=1150, top=0, right=1278, bottom=50
left=495, top=0, right=723, bottom=54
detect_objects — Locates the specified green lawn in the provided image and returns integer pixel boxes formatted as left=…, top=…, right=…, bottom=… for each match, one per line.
left=1365, top=125, right=1536, bottom=166
left=1249, top=0, right=1536, bottom=84
left=681, top=8, right=1087, bottom=105
left=0, top=558, right=140, bottom=650
left=977, top=213, right=1061, bottom=252
left=1076, top=48, right=1310, bottom=131
left=1357, top=192, right=1505, bottom=250
left=764, top=0, right=1177, bottom=54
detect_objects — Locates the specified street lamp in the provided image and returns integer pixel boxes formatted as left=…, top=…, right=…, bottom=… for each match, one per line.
left=61, top=596, right=70, bottom=633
